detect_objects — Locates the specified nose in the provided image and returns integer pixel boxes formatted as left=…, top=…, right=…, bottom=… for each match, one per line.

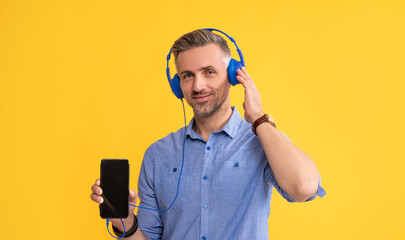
left=192, top=73, right=206, bottom=92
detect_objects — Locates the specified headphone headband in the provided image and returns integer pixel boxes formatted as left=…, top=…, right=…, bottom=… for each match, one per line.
left=202, top=28, right=245, bottom=67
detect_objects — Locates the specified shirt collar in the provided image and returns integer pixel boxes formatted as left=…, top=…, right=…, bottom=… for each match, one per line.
left=185, top=107, right=243, bottom=140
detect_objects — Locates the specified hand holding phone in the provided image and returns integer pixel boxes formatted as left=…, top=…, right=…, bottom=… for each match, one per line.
left=91, top=178, right=139, bottom=232
left=99, top=159, right=129, bottom=219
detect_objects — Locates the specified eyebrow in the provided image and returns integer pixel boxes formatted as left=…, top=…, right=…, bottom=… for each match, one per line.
left=180, top=65, right=217, bottom=75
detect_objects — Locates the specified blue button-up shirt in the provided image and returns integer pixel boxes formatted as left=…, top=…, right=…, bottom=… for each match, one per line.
left=137, top=107, right=326, bottom=240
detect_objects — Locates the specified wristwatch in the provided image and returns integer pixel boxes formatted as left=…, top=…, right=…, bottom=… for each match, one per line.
left=252, top=114, right=276, bottom=135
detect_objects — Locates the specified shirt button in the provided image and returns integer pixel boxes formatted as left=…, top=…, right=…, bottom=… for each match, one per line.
left=202, top=236, right=207, bottom=240
left=234, top=162, right=239, bottom=167
left=203, top=203, right=208, bottom=209
left=203, top=176, right=208, bottom=180
left=206, top=146, right=211, bottom=150
left=173, top=168, right=177, bottom=172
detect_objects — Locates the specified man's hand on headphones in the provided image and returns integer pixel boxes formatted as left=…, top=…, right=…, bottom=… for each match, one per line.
left=236, top=67, right=265, bottom=124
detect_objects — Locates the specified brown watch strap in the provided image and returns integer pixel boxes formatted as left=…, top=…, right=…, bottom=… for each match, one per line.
left=252, top=114, right=276, bottom=135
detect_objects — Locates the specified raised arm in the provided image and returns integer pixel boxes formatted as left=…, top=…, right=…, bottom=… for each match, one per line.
left=236, top=67, right=320, bottom=202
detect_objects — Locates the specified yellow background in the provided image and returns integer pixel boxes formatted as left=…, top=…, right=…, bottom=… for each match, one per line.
left=1, top=0, right=404, bottom=239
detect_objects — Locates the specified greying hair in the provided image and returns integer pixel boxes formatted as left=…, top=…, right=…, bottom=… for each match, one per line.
left=171, top=29, right=231, bottom=67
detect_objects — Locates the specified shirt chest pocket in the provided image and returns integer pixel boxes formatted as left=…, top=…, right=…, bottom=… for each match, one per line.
left=214, top=158, right=262, bottom=203
left=155, top=166, right=196, bottom=210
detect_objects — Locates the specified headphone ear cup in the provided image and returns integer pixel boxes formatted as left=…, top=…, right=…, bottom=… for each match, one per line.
left=170, top=74, right=184, bottom=99
left=227, top=59, right=243, bottom=86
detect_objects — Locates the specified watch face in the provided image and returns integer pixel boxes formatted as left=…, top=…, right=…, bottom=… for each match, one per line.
left=267, top=114, right=276, bottom=128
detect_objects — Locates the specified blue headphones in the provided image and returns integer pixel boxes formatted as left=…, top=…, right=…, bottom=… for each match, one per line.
left=166, top=28, right=246, bottom=99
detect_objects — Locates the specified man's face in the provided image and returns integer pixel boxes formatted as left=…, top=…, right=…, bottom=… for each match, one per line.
left=176, top=43, right=231, bottom=118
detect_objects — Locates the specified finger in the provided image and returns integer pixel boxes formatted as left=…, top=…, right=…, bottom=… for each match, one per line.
left=95, top=178, right=100, bottom=186
left=91, top=184, right=103, bottom=195
left=238, top=68, right=252, bottom=83
left=236, top=68, right=248, bottom=79
left=240, top=67, right=257, bottom=86
left=129, top=189, right=138, bottom=202
left=129, top=189, right=137, bottom=198
left=241, top=67, right=252, bottom=79
left=237, top=69, right=253, bottom=88
left=90, top=193, right=104, bottom=204
left=236, top=70, right=244, bottom=82
left=236, top=75, right=247, bottom=87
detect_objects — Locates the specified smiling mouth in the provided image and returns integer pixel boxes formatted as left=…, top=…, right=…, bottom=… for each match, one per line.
left=192, top=94, right=212, bottom=102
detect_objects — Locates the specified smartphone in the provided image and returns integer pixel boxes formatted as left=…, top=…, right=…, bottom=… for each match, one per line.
left=100, top=159, right=129, bottom=219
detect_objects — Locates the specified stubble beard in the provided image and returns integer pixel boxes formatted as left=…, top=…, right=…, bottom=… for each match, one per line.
left=190, top=91, right=228, bottom=118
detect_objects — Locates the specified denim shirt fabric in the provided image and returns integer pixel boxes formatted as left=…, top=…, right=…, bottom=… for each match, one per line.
left=137, top=107, right=326, bottom=240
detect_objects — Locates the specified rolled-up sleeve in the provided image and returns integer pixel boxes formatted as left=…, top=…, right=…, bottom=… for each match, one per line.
left=264, top=130, right=327, bottom=202
left=265, top=163, right=326, bottom=202
left=137, top=147, right=163, bottom=240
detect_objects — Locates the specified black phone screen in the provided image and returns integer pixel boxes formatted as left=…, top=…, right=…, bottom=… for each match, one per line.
left=100, top=159, right=129, bottom=219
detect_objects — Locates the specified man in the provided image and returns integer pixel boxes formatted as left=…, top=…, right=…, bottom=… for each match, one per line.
left=91, top=29, right=326, bottom=240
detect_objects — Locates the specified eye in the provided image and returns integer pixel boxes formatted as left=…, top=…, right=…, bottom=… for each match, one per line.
left=182, top=73, right=192, bottom=79
left=206, top=70, right=215, bottom=75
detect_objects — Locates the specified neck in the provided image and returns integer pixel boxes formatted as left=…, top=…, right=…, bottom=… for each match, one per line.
left=193, top=103, right=233, bottom=141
